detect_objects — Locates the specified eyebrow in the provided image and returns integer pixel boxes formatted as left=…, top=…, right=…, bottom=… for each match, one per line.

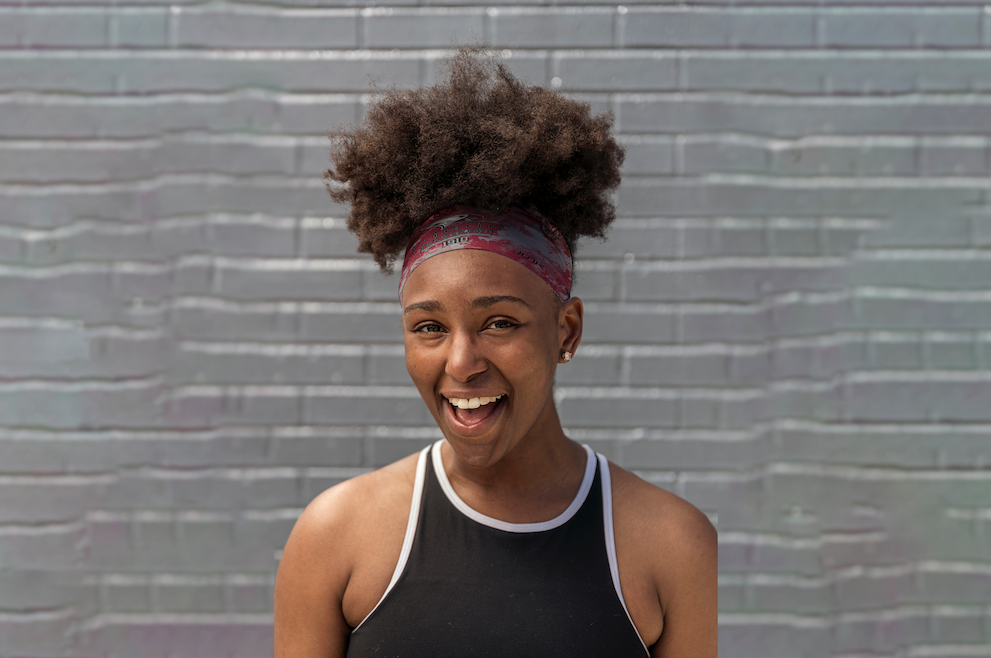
left=470, top=295, right=531, bottom=310
left=403, top=295, right=531, bottom=315
left=403, top=300, right=443, bottom=315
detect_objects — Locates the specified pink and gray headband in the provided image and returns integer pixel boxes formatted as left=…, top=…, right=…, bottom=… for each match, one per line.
left=398, top=205, right=573, bottom=302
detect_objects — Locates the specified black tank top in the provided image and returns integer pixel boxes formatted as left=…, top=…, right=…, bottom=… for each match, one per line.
left=345, top=441, right=649, bottom=657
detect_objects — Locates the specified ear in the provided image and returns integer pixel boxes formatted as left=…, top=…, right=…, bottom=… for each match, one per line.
left=558, top=297, right=583, bottom=360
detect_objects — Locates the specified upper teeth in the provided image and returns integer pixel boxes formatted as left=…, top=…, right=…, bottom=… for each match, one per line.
left=448, top=395, right=504, bottom=409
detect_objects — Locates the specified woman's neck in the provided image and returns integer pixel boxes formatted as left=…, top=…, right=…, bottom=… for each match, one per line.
left=440, top=427, right=589, bottom=525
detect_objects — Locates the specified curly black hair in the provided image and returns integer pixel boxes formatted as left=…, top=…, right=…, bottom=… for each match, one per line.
left=325, top=46, right=625, bottom=272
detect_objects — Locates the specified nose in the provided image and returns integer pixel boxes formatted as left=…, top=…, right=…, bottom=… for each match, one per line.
left=445, top=329, right=487, bottom=383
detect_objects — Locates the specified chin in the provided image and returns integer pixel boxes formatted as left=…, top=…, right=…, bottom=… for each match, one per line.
left=442, top=434, right=511, bottom=470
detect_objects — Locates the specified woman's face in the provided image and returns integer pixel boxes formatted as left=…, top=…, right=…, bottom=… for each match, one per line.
left=401, top=249, right=582, bottom=468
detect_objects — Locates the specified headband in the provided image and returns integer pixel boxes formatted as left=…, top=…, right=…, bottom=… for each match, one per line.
left=398, top=205, right=573, bottom=303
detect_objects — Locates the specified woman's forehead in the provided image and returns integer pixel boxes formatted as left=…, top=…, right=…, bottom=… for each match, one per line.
left=402, top=249, right=553, bottom=307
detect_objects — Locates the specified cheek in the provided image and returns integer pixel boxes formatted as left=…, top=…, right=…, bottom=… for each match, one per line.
left=405, top=352, right=424, bottom=375
left=521, top=324, right=560, bottom=365
left=403, top=343, right=422, bottom=377
left=404, top=344, right=441, bottom=383
left=500, top=339, right=555, bottom=385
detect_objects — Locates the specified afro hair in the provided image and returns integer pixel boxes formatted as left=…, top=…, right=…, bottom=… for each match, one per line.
left=325, top=46, right=625, bottom=272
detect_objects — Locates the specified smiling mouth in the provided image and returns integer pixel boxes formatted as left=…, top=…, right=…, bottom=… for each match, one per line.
left=445, top=395, right=506, bottom=427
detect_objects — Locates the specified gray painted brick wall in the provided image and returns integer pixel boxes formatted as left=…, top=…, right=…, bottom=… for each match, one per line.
left=0, top=2, right=989, bottom=657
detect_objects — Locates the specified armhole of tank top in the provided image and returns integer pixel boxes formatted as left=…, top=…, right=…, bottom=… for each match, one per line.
left=598, top=453, right=651, bottom=656
left=350, top=444, right=430, bottom=634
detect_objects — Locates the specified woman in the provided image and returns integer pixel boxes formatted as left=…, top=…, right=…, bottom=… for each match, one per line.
left=274, top=48, right=717, bottom=657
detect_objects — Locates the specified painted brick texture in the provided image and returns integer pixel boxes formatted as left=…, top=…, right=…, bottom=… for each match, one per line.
left=0, top=2, right=989, bottom=658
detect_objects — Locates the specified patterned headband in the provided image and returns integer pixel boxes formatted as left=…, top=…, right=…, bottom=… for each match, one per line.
left=398, top=205, right=573, bottom=303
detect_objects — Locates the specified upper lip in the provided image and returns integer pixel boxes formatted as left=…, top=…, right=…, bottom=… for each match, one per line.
left=441, top=392, right=506, bottom=399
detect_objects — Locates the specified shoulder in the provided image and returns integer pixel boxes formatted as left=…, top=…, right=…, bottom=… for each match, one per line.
left=275, top=449, right=424, bottom=656
left=606, top=460, right=717, bottom=655
left=289, top=449, right=422, bottom=561
left=606, top=461, right=717, bottom=608
left=277, top=449, right=422, bottom=598
left=608, top=460, right=716, bottom=541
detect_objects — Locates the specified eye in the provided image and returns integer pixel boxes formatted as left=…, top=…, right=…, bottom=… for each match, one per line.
left=487, top=319, right=516, bottom=330
left=413, top=323, right=444, bottom=334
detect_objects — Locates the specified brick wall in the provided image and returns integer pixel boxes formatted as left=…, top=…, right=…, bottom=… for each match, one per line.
left=1, top=2, right=990, bottom=657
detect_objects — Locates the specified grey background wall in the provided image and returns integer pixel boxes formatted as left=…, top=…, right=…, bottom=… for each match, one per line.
left=1, top=1, right=990, bottom=657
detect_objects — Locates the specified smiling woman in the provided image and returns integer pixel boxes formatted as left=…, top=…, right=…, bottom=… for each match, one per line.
left=274, top=47, right=717, bottom=658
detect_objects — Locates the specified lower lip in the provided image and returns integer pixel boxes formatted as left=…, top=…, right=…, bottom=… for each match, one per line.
left=443, top=397, right=506, bottom=438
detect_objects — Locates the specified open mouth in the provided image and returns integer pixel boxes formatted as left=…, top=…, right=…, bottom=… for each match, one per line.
left=444, top=394, right=507, bottom=429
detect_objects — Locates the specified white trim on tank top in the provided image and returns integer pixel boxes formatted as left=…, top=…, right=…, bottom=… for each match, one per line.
left=599, top=453, right=651, bottom=655
left=431, top=439, right=596, bottom=533
left=350, top=444, right=430, bottom=634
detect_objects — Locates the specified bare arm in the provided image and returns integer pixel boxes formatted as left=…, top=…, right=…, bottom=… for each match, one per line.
left=274, top=488, right=353, bottom=658
left=650, top=506, right=718, bottom=658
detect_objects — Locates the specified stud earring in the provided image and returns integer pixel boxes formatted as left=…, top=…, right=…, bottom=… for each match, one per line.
left=560, top=351, right=573, bottom=363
